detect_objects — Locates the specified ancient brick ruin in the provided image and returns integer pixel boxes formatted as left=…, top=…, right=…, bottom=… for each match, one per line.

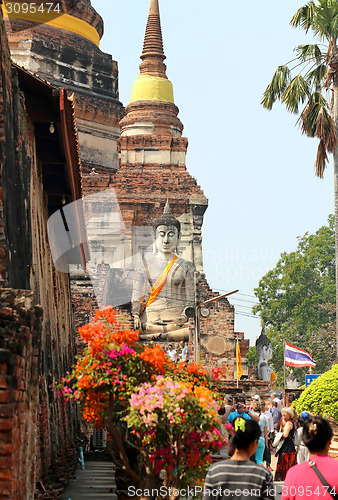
left=0, top=0, right=254, bottom=496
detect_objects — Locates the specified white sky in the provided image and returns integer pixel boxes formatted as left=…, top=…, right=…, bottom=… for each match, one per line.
left=91, top=0, right=333, bottom=345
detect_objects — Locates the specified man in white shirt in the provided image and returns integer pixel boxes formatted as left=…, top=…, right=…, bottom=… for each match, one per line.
left=263, top=401, right=274, bottom=471
left=270, top=392, right=282, bottom=411
left=167, top=344, right=177, bottom=363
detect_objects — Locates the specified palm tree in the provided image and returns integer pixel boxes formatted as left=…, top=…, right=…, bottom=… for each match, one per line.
left=262, top=0, right=338, bottom=358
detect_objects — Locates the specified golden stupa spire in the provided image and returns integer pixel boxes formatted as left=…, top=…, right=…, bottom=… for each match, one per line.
left=140, top=0, right=167, bottom=78
left=129, top=0, right=174, bottom=104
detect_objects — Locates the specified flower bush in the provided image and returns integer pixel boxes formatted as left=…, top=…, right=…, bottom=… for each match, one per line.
left=127, top=376, right=226, bottom=488
left=55, top=307, right=228, bottom=496
left=293, top=363, right=338, bottom=420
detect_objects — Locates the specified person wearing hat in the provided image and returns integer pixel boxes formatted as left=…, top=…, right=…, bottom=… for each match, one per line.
left=227, top=397, right=260, bottom=424
left=294, top=412, right=312, bottom=463
left=249, top=394, right=261, bottom=411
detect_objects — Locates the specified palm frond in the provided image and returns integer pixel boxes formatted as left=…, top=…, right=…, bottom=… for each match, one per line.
left=299, top=99, right=316, bottom=137
left=294, top=44, right=324, bottom=64
left=315, top=106, right=336, bottom=152
left=290, top=2, right=316, bottom=33
left=299, top=92, right=331, bottom=138
left=281, top=75, right=310, bottom=114
left=314, top=139, right=328, bottom=178
left=306, top=64, right=328, bottom=90
left=311, top=1, right=338, bottom=43
left=261, top=65, right=291, bottom=110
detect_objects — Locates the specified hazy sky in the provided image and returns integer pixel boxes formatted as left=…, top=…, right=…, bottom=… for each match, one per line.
left=91, top=0, right=333, bottom=345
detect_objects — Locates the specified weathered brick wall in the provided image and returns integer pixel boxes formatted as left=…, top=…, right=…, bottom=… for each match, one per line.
left=0, top=290, right=40, bottom=500
left=0, top=3, right=32, bottom=291
left=0, top=6, right=79, bottom=497
left=196, top=274, right=249, bottom=376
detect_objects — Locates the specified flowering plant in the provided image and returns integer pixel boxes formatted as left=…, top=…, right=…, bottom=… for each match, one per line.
left=127, top=376, right=226, bottom=488
left=55, top=307, right=229, bottom=496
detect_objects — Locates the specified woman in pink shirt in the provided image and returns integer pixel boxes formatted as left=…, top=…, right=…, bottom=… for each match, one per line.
left=282, top=416, right=338, bottom=500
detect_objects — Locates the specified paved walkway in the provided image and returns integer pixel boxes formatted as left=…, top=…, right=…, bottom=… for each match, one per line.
left=58, top=461, right=117, bottom=499
left=58, top=453, right=283, bottom=499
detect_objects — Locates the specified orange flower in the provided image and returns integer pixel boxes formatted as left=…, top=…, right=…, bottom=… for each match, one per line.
left=139, top=346, right=167, bottom=375
left=93, top=306, right=117, bottom=324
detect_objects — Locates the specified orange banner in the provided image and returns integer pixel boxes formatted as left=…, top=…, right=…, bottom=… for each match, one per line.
left=236, top=339, right=243, bottom=380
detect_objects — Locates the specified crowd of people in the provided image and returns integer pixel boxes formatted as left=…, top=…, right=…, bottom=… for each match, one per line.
left=203, top=392, right=338, bottom=500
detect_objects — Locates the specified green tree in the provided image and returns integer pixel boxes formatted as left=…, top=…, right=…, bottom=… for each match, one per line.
left=246, top=345, right=258, bottom=366
left=261, top=0, right=338, bottom=356
left=253, top=216, right=336, bottom=376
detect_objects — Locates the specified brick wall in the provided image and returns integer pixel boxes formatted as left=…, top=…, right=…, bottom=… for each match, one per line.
left=0, top=6, right=79, bottom=497
left=0, top=291, right=40, bottom=500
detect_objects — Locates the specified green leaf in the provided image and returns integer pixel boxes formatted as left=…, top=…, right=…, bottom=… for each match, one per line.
left=281, top=74, right=310, bottom=113
left=290, top=2, right=316, bottom=33
left=261, top=65, right=291, bottom=110
left=294, top=44, right=323, bottom=63
left=305, top=64, right=327, bottom=91
left=311, top=0, right=338, bottom=43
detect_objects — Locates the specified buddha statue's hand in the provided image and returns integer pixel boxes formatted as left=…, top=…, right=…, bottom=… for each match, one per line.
left=177, top=314, right=189, bottom=326
left=133, top=315, right=141, bottom=330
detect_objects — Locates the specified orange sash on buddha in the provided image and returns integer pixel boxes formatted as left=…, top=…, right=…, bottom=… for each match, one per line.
left=145, top=256, right=178, bottom=308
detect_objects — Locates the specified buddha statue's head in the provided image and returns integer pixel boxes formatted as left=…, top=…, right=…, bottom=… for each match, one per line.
left=255, top=326, right=273, bottom=362
left=152, top=201, right=181, bottom=256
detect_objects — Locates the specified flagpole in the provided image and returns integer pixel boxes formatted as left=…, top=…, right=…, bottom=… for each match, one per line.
left=236, top=337, right=239, bottom=389
left=283, top=341, right=286, bottom=406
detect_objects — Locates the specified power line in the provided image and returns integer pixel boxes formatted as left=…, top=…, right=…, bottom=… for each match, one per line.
left=235, top=312, right=261, bottom=319
left=215, top=288, right=258, bottom=300
left=231, top=303, right=256, bottom=311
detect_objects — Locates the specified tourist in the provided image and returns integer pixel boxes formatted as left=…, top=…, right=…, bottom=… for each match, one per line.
left=282, top=416, right=338, bottom=500
left=223, top=395, right=234, bottom=421
left=166, top=344, right=177, bottom=363
left=270, top=392, right=283, bottom=411
left=217, top=402, right=231, bottom=457
left=263, top=401, right=274, bottom=471
left=249, top=394, right=261, bottom=411
left=251, top=401, right=268, bottom=465
left=275, top=407, right=297, bottom=481
left=203, top=417, right=275, bottom=500
left=227, top=397, right=260, bottom=424
left=271, top=400, right=282, bottom=432
left=180, top=341, right=189, bottom=362
left=294, top=412, right=311, bottom=464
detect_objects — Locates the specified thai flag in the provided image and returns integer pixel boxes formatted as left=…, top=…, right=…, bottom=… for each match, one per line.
left=285, top=342, right=316, bottom=368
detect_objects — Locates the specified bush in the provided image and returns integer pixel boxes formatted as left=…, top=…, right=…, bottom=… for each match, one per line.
left=293, top=364, right=338, bottom=420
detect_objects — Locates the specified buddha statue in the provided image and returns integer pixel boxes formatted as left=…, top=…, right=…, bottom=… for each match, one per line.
left=255, top=326, right=275, bottom=383
left=131, top=201, right=195, bottom=341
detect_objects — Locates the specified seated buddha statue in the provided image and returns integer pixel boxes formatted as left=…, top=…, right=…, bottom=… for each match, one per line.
left=131, top=201, right=195, bottom=341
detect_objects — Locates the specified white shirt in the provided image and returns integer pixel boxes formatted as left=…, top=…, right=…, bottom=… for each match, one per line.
left=264, top=409, right=274, bottom=433
left=167, top=348, right=177, bottom=362
left=272, top=397, right=282, bottom=411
